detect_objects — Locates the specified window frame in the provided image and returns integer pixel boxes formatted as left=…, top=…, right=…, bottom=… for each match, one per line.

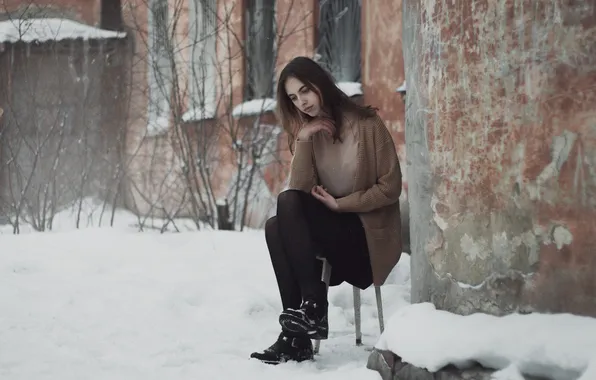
left=188, top=0, right=218, bottom=118
left=147, top=0, right=173, bottom=136
left=243, top=0, right=277, bottom=101
left=315, top=0, right=362, bottom=83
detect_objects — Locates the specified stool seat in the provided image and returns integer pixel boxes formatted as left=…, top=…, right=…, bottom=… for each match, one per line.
left=314, top=257, right=384, bottom=354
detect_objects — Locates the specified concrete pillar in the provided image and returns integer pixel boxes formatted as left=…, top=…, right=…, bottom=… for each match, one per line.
left=404, top=0, right=596, bottom=316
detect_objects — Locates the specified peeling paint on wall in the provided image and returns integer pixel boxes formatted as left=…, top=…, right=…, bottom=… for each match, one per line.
left=552, top=225, right=573, bottom=250
left=405, top=0, right=596, bottom=316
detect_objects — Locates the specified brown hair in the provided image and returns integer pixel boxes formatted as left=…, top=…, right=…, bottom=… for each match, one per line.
left=276, top=56, right=377, bottom=152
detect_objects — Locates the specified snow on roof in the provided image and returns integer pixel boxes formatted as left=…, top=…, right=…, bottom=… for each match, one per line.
left=336, top=81, right=363, bottom=97
left=0, top=18, right=126, bottom=43
left=396, top=80, right=407, bottom=93
left=182, top=105, right=216, bottom=122
left=232, top=98, right=277, bottom=118
left=376, top=302, right=596, bottom=379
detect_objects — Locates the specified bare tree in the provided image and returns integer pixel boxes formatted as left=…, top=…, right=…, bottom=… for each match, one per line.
left=0, top=4, right=131, bottom=233
left=124, top=0, right=312, bottom=231
left=0, top=0, right=313, bottom=233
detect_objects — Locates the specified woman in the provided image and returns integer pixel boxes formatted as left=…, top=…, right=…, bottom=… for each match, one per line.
left=250, top=56, right=403, bottom=364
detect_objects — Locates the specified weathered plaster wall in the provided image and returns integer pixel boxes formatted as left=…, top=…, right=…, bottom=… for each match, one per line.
left=275, top=0, right=315, bottom=69
left=118, top=0, right=409, bottom=227
left=361, top=0, right=406, bottom=167
left=405, top=0, right=596, bottom=316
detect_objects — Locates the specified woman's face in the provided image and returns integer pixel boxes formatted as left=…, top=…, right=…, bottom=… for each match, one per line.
left=284, top=76, right=322, bottom=117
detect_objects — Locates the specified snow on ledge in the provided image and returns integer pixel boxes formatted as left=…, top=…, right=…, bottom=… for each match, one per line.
left=232, top=98, right=276, bottom=118
left=0, top=18, right=126, bottom=43
left=336, top=81, right=363, bottom=97
left=376, top=302, right=596, bottom=379
left=146, top=115, right=170, bottom=137
left=396, top=80, right=407, bottom=93
left=182, top=105, right=216, bottom=122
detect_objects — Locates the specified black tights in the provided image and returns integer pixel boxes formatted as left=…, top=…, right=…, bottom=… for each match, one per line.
left=265, top=190, right=372, bottom=310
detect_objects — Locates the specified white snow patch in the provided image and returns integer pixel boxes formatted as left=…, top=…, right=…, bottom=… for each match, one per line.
left=430, top=194, right=448, bottom=230
left=0, top=197, right=207, bottom=234
left=376, top=302, right=596, bottom=380
left=456, top=280, right=484, bottom=290
left=215, top=198, right=228, bottom=206
left=147, top=114, right=170, bottom=137
left=232, top=98, right=277, bottom=117
left=0, top=18, right=126, bottom=43
left=182, top=105, right=216, bottom=122
left=336, top=82, right=363, bottom=97
left=492, top=364, right=526, bottom=380
left=552, top=225, right=573, bottom=250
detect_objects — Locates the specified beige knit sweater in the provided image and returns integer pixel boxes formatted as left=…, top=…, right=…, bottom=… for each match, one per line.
left=312, top=116, right=360, bottom=197
left=289, top=111, right=403, bottom=286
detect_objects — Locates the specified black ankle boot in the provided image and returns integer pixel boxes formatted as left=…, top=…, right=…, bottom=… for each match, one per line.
left=250, top=332, right=314, bottom=365
left=279, top=282, right=329, bottom=340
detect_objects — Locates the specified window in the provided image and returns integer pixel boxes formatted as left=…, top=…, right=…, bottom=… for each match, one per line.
left=316, top=0, right=361, bottom=83
left=101, top=0, right=124, bottom=31
left=244, top=0, right=276, bottom=101
left=187, top=0, right=217, bottom=119
left=147, top=0, right=172, bottom=136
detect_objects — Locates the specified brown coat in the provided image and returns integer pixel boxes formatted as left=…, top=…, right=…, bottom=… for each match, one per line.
left=288, top=112, right=403, bottom=286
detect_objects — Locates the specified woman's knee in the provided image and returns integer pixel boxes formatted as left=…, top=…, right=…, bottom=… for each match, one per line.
left=276, top=189, right=305, bottom=214
left=265, top=216, right=278, bottom=238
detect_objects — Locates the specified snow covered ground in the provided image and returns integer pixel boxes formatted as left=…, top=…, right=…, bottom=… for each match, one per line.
left=3, top=200, right=593, bottom=380
left=0, top=203, right=411, bottom=380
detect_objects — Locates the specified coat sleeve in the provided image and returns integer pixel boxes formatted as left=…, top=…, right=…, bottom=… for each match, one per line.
left=288, top=140, right=318, bottom=192
left=335, top=116, right=402, bottom=213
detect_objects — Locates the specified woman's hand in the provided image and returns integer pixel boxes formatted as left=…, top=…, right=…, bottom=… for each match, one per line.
left=297, top=117, right=335, bottom=141
left=311, top=185, right=339, bottom=211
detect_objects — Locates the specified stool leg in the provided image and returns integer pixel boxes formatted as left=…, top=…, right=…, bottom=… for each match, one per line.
left=314, top=259, right=331, bottom=354
left=353, top=286, right=362, bottom=345
left=375, top=285, right=384, bottom=333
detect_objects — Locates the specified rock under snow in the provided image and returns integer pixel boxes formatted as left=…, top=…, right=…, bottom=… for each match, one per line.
left=367, top=351, right=549, bottom=380
left=0, top=18, right=126, bottom=43
left=369, top=302, right=596, bottom=380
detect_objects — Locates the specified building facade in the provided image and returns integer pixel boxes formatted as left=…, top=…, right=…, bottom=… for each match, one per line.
left=0, top=0, right=406, bottom=229
left=122, top=0, right=406, bottom=228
